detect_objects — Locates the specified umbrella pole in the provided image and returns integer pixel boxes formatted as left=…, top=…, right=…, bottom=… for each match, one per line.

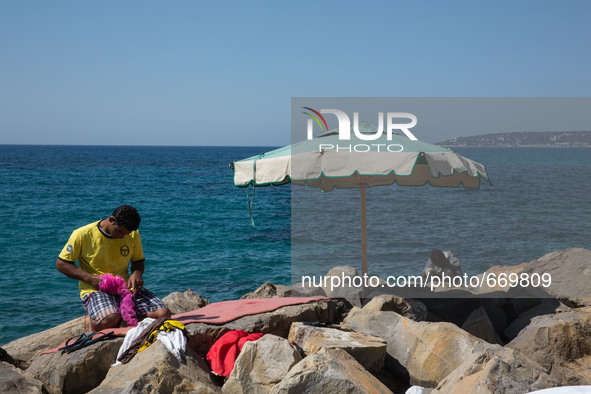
left=360, top=187, right=368, bottom=299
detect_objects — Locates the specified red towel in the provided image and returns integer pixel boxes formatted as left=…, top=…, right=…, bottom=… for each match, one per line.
left=206, top=330, right=264, bottom=377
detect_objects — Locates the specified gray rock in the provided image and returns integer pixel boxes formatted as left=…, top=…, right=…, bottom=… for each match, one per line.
left=162, top=289, right=209, bottom=314
left=91, top=340, right=220, bottom=393
left=476, top=248, right=591, bottom=304
left=363, top=294, right=428, bottom=322
left=186, top=299, right=351, bottom=340
left=0, top=347, right=16, bottom=366
left=287, top=282, right=326, bottom=297
left=433, top=346, right=558, bottom=393
left=0, top=361, right=44, bottom=394
left=343, top=307, right=489, bottom=387
left=240, top=282, right=292, bottom=299
left=269, top=347, right=392, bottom=394
left=25, top=337, right=124, bottom=394
left=504, top=298, right=570, bottom=340
left=223, top=335, right=302, bottom=393
left=322, top=266, right=363, bottom=307
left=507, top=306, right=591, bottom=385
left=3, top=316, right=86, bottom=369
left=461, top=306, right=502, bottom=344
left=287, top=321, right=386, bottom=372
left=186, top=324, right=231, bottom=358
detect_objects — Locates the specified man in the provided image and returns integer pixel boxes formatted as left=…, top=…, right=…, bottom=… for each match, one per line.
left=56, top=205, right=171, bottom=331
left=421, top=248, right=463, bottom=281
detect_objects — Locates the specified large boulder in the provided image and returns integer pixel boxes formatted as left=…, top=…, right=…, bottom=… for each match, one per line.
left=288, top=321, right=386, bottom=372
left=475, top=248, right=591, bottom=305
left=0, top=361, right=44, bottom=394
left=507, top=306, right=591, bottom=385
left=269, top=347, right=392, bottom=394
left=322, top=266, right=363, bottom=307
left=0, top=347, right=16, bottom=366
left=162, top=289, right=209, bottom=314
left=286, top=282, right=326, bottom=298
left=25, top=337, right=124, bottom=394
left=433, top=346, right=558, bottom=393
left=461, top=306, right=502, bottom=344
left=503, top=298, right=570, bottom=340
left=240, top=282, right=292, bottom=299
left=343, top=307, right=489, bottom=387
left=222, top=334, right=302, bottom=393
left=3, top=316, right=86, bottom=369
left=185, top=299, right=351, bottom=340
left=362, top=294, right=428, bottom=322
left=417, top=297, right=510, bottom=336
left=90, top=340, right=220, bottom=393
left=186, top=324, right=231, bottom=358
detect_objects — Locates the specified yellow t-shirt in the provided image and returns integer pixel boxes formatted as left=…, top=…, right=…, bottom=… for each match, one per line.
left=58, top=220, right=145, bottom=298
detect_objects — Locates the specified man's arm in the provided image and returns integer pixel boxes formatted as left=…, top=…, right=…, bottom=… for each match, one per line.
left=56, top=259, right=100, bottom=289
left=129, top=260, right=145, bottom=296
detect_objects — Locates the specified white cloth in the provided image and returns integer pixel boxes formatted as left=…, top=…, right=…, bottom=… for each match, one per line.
left=406, top=386, right=428, bottom=394
left=112, top=317, right=187, bottom=366
left=156, top=328, right=186, bottom=362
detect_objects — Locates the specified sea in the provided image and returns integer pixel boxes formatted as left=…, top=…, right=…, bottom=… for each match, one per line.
left=0, top=145, right=589, bottom=345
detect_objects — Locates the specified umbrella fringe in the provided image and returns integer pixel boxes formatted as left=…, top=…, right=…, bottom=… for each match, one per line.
left=245, top=185, right=255, bottom=226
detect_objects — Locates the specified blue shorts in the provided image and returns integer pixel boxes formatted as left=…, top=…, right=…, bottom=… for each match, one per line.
left=82, top=288, right=168, bottom=323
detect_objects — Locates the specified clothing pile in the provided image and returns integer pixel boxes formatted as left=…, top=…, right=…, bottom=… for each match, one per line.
left=113, top=317, right=187, bottom=365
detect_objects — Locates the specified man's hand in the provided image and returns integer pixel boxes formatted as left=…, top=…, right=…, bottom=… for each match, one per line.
left=88, top=275, right=101, bottom=290
left=128, top=270, right=144, bottom=296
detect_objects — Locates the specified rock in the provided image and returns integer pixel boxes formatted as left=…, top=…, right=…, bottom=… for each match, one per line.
left=417, top=297, right=510, bottom=335
left=520, top=248, right=591, bottom=304
left=186, top=299, right=351, bottom=340
left=0, top=361, right=44, bottom=394
left=287, top=321, right=386, bottom=372
left=322, top=266, right=363, bottom=307
left=433, top=346, right=559, bottom=393
left=362, top=295, right=428, bottom=321
left=186, top=324, right=231, bottom=358
left=222, top=335, right=302, bottom=393
left=91, top=340, right=220, bottom=393
left=240, top=282, right=292, bottom=299
left=504, top=299, right=570, bottom=340
left=269, top=347, right=392, bottom=394
left=0, top=347, right=16, bottom=366
left=286, top=282, right=326, bottom=297
left=25, top=337, right=124, bottom=394
left=507, top=306, right=591, bottom=385
left=343, top=307, right=490, bottom=387
left=475, top=248, right=591, bottom=304
left=162, top=289, right=209, bottom=314
left=3, top=316, right=86, bottom=369
left=461, top=306, right=502, bottom=344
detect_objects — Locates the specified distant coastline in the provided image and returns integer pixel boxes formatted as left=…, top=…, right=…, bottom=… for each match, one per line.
left=437, top=131, right=591, bottom=147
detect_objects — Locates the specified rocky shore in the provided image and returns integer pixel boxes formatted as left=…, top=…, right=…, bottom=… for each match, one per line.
left=2, top=248, right=591, bottom=393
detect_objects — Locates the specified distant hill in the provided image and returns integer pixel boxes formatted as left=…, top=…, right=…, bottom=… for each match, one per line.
left=437, top=131, right=591, bottom=147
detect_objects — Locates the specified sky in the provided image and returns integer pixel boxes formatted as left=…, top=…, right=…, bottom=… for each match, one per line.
left=1, top=1, right=590, bottom=146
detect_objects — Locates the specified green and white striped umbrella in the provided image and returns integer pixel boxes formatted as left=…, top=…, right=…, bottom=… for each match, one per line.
left=231, top=125, right=490, bottom=279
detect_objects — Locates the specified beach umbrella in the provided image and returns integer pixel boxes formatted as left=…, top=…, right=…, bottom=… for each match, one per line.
left=230, top=123, right=491, bottom=279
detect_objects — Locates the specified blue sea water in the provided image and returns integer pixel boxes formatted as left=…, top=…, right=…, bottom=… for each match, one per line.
left=0, top=145, right=589, bottom=345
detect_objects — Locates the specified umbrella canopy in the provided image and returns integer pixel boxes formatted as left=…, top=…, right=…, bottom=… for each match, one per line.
left=232, top=128, right=490, bottom=191
left=231, top=125, right=491, bottom=283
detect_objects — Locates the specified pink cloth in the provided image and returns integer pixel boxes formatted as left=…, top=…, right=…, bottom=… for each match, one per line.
left=99, top=273, right=138, bottom=326
left=40, top=296, right=328, bottom=355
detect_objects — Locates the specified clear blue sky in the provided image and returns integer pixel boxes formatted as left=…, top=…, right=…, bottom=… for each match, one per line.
left=1, top=1, right=590, bottom=146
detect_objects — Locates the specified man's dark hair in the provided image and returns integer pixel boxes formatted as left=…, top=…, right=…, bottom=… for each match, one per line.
left=112, top=205, right=141, bottom=231
left=430, top=249, right=446, bottom=268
